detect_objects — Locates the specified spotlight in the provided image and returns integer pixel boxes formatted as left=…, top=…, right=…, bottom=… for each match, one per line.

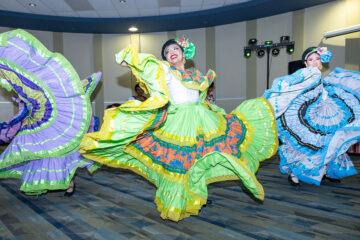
left=128, top=26, right=138, bottom=32
left=257, top=49, right=265, bottom=57
left=280, top=36, right=290, bottom=43
left=248, top=38, right=257, bottom=45
left=264, top=40, right=273, bottom=45
left=244, top=48, right=251, bottom=58
left=272, top=48, right=280, bottom=56
left=287, top=44, right=294, bottom=54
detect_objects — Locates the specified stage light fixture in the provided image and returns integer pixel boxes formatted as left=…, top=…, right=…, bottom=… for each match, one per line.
left=280, top=36, right=290, bottom=43
left=287, top=44, right=294, bottom=54
left=244, top=48, right=251, bottom=58
left=248, top=38, right=257, bottom=45
left=243, top=38, right=295, bottom=90
left=272, top=48, right=280, bottom=56
left=257, top=49, right=265, bottom=57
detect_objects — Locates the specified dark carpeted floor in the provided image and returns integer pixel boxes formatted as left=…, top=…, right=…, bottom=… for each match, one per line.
left=0, top=153, right=359, bottom=240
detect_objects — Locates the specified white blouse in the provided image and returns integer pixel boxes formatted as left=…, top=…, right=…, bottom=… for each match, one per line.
left=162, top=63, right=199, bottom=104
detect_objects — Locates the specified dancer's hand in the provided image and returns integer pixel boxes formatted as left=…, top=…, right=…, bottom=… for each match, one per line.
left=121, top=61, right=128, bottom=67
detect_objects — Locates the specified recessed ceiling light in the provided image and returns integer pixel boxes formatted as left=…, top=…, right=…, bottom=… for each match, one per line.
left=119, top=0, right=126, bottom=3
left=29, top=3, right=37, bottom=7
left=128, top=26, right=138, bottom=32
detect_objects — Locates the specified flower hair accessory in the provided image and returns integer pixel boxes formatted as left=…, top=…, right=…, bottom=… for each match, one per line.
left=175, top=37, right=196, bottom=60
left=316, top=47, right=332, bottom=63
left=303, top=46, right=332, bottom=64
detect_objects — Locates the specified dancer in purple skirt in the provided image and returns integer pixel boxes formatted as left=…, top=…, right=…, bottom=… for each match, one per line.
left=0, top=29, right=101, bottom=196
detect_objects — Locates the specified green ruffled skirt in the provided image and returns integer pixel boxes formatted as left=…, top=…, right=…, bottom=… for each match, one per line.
left=80, top=97, right=277, bottom=221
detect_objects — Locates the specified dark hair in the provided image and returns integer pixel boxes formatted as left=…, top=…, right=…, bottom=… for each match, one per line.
left=135, top=83, right=140, bottom=90
left=161, top=39, right=183, bottom=60
left=302, top=47, right=318, bottom=63
left=106, top=103, right=121, bottom=109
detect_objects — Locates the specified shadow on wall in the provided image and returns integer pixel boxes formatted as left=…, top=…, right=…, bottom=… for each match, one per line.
left=116, top=71, right=132, bottom=89
left=0, top=85, right=16, bottom=100
left=91, top=80, right=102, bottom=102
left=345, top=38, right=360, bottom=71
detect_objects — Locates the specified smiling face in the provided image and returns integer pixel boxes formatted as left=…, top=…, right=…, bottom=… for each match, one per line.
left=305, top=52, right=322, bottom=69
left=164, top=43, right=185, bottom=65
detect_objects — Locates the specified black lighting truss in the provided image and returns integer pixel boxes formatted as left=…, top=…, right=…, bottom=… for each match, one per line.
left=244, top=41, right=295, bottom=89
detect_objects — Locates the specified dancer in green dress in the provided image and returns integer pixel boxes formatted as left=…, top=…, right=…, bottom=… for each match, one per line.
left=80, top=37, right=278, bottom=221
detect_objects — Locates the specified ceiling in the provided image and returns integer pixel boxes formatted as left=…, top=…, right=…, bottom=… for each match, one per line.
left=0, top=0, right=336, bottom=33
left=0, top=0, right=253, bottom=18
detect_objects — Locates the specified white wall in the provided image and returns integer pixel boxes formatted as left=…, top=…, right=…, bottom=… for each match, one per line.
left=102, top=34, right=131, bottom=105
left=63, top=33, right=94, bottom=80
left=140, top=32, right=168, bottom=60
left=215, top=21, right=247, bottom=112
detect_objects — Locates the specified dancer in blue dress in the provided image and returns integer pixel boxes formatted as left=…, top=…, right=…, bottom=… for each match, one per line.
left=264, top=47, right=359, bottom=186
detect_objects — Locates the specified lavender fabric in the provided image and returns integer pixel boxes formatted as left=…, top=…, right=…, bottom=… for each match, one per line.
left=0, top=30, right=92, bottom=168
left=0, top=29, right=101, bottom=194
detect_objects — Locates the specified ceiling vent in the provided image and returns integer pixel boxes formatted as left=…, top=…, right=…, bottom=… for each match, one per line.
left=158, top=0, right=180, bottom=8
left=65, top=0, right=94, bottom=11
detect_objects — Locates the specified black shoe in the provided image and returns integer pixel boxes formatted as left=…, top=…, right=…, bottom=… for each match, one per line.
left=322, top=175, right=341, bottom=183
left=64, top=184, right=76, bottom=197
left=288, top=175, right=300, bottom=187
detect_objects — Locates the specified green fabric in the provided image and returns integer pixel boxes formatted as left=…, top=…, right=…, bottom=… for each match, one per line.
left=80, top=46, right=278, bottom=221
left=115, top=45, right=169, bottom=112
left=232, top=98, right=278, bottom=166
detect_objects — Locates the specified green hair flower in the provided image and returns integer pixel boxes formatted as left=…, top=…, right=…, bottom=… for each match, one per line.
left=175, top=37, right=196, bottom=59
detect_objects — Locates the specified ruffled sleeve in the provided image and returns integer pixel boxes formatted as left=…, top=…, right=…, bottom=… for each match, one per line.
left=115, top=45, right=169, bottom=112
